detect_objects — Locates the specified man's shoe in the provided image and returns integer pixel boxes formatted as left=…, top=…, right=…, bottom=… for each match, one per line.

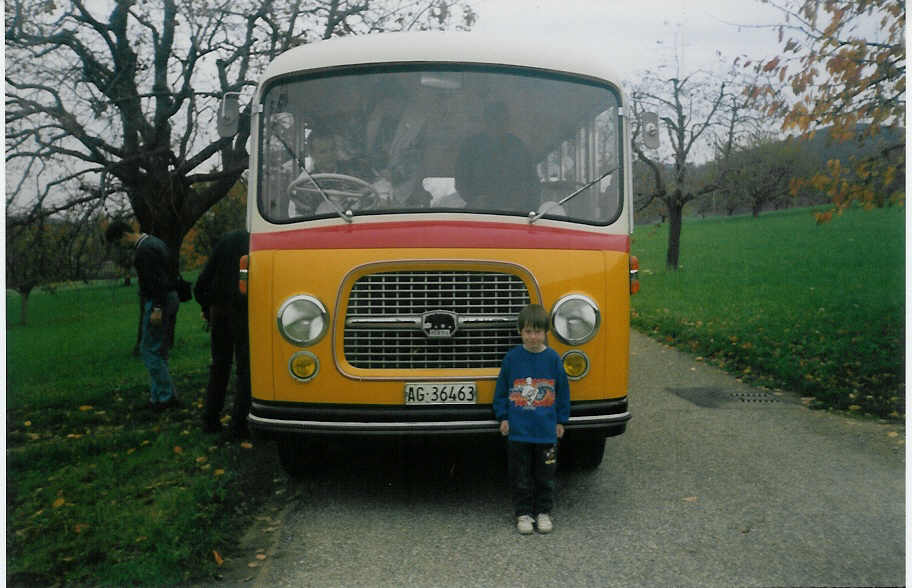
left=536, top=513, right=553, bottom=534
left=516, top=515, right=535, bottom=535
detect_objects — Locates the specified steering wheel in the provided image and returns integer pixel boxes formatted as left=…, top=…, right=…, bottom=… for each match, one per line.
left=288, top=172, right=380, bottom=212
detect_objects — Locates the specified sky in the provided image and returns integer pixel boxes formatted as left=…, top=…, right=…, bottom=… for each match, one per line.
left=471, top=0, right=790, bottom=82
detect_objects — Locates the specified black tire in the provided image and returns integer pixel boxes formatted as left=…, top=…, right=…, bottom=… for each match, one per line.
left=563, top=435, right=606, bottom=469
left=276, top=435, right=326, bottom=477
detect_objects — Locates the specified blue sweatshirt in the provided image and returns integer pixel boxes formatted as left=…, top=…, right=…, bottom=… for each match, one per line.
left=493, top=345, right=571, bottom=444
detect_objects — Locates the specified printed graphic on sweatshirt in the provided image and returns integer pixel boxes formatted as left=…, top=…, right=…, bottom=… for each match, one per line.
left=509, top=377, right=556, bottom=410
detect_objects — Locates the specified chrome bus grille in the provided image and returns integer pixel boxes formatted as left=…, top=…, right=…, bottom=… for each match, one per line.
left=343, top=270, right=529, bottom=369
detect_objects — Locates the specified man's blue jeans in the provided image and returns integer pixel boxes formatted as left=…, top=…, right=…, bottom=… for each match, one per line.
left=140, top=291, right=179, bottom=404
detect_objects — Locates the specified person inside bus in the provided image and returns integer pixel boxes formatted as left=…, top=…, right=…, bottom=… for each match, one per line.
left=454, top=101, right=540, bottom=213
left=290, top=125, right=369, bottom=215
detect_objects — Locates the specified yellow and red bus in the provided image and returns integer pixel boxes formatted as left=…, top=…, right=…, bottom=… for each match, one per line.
left=228, top=32, right=639, bottom=472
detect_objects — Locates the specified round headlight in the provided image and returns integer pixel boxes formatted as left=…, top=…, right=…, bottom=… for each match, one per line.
left=277, top=295, right=328, bottom=346
left=289, top=351, right=319, bottom=382
left=551, top=294, right=600, bottom=345
left=562, top=350, right=590, bottom=380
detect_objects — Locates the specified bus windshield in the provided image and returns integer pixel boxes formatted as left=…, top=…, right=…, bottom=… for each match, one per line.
left=258, top=66, right=622, bottom=224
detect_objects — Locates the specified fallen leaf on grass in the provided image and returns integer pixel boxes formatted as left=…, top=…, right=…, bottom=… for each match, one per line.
left=196, top=456, right=208, bottom=464
left=240, top=441, right=253, bottom=449
left=74, top=523, right=90, bottom=534
left=52, top=497, right=65, bottom=508
left=79, top=405, right=93, bottom=412
left=248, top=561, right=260, bottom=568
left=682, top=496, right=698, bottom=503
left=173, top=446, right=184, bottom=455
left=213, top=550, right=224, bottom=566
left=24, top=421, right=31, bottom=427
left=256, top=553, right=267, bottom=560
left=214, top=469, right=225, bottom=477
left=887, top=431, right=899, bottom=438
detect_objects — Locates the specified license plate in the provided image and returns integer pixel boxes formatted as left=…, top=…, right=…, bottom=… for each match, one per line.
left=404, top=382, right=477, bottom=405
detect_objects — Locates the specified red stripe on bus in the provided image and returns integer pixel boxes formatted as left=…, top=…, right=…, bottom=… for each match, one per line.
left=250, top=221, right=630, bottom=252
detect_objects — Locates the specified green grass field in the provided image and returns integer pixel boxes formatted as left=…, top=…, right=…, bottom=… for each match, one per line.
left=6, top=278, right=280, bottom=585
left=631, top=205, right=905, bottom=418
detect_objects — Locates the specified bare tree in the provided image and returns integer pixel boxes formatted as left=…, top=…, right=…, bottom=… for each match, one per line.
left=5, top=0, right=477, bottom=277
left=719, top=133, right=814, bottom=217
left=6, top=204, right=103, bottom=325
left=631, top=69, right=728, bottom=270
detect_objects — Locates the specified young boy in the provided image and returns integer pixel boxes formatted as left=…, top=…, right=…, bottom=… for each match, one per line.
left=493, top=303, right=570, bottom=535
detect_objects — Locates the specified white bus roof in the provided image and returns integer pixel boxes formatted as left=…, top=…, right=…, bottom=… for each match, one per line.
left=261, top=31, right=626, bottom=89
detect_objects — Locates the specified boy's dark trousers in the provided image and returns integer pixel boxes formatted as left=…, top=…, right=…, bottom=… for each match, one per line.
left=508, top=440, right=558, bottom=517
left=204, top=304, right=251, bottom=435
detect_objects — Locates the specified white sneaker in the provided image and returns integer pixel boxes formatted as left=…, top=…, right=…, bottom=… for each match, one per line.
left=536, top=513, right=553, bottom=534
left=516, top=515, right=535, bottom=535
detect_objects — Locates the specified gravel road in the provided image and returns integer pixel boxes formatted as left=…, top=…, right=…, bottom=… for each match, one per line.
left=216, top=331, right=905, bottom=587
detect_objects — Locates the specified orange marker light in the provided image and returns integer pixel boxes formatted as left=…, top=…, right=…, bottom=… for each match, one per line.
left=629, top=255, right=640, bottom=295
left=239, top=254, right=249, bottom=296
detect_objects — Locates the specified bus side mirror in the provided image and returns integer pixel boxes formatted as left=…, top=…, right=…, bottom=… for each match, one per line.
left=641, top=112, right=659, bottom=149
left=218, top=92, right=240, bottom=138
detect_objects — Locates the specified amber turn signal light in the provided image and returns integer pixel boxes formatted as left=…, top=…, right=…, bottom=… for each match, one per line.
left=238, top=254, right=249, bottom=296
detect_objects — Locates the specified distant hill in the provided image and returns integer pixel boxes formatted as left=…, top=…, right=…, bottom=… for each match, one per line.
left=789, top=123, right=905, bottom=165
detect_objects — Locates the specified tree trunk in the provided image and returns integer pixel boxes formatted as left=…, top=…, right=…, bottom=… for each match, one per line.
left=666, top=200, right=684, bottom=270
left=18, top=288, right=30, bottom=326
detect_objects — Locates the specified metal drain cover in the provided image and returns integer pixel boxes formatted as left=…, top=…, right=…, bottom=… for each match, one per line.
left=669, top=387, right=789, bottom=408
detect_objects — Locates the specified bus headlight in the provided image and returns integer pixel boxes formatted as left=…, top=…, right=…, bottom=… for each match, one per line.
left=562, top=350, right=590, bottom=380
left=551, top=294, right=600, bottom=345
left=289, top=351, right=319, bottom=382
left=277, top=295, right=328, bottom=346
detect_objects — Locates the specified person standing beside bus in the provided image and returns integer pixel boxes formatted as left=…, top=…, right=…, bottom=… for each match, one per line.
left=493, top=303, right=570, bottom=535
left=194, top=229, right=251, bottom=437
left=105, top=221, right=180, bottom=410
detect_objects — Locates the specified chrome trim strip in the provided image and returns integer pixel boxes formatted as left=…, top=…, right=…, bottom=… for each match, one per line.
left=250, top=414, right=499, bottom=430
left=345, top=314, right=517, bottom=330
left=568, top=413, right=630, bottom=423
left=344, top=316, right=424, bottom=329
left=248, top=412, right=630, bottom=431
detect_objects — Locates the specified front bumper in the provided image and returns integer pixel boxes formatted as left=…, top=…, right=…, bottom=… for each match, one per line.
left=248, top=398, right=630, bottom=437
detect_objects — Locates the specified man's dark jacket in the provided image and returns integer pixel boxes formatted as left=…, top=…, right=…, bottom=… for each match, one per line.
left=135, top=234, right=175, bottom=308
left=194, top=230, right=250, bottom=319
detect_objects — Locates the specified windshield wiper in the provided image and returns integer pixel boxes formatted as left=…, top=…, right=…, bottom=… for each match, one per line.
left=271, top=123, right=353, bottom=223
left=528, top=167, right=616, bottom=224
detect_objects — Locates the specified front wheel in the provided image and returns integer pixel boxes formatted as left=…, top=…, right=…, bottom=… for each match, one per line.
left=276, top=435, right=328, bottom=477
left=562, top=435, right=606, bottom=469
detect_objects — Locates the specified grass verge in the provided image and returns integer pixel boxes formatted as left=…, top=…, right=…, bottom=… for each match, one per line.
left=6, top=280, right=280, bottom=585
left=631, top=205, right=905, bottom=418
